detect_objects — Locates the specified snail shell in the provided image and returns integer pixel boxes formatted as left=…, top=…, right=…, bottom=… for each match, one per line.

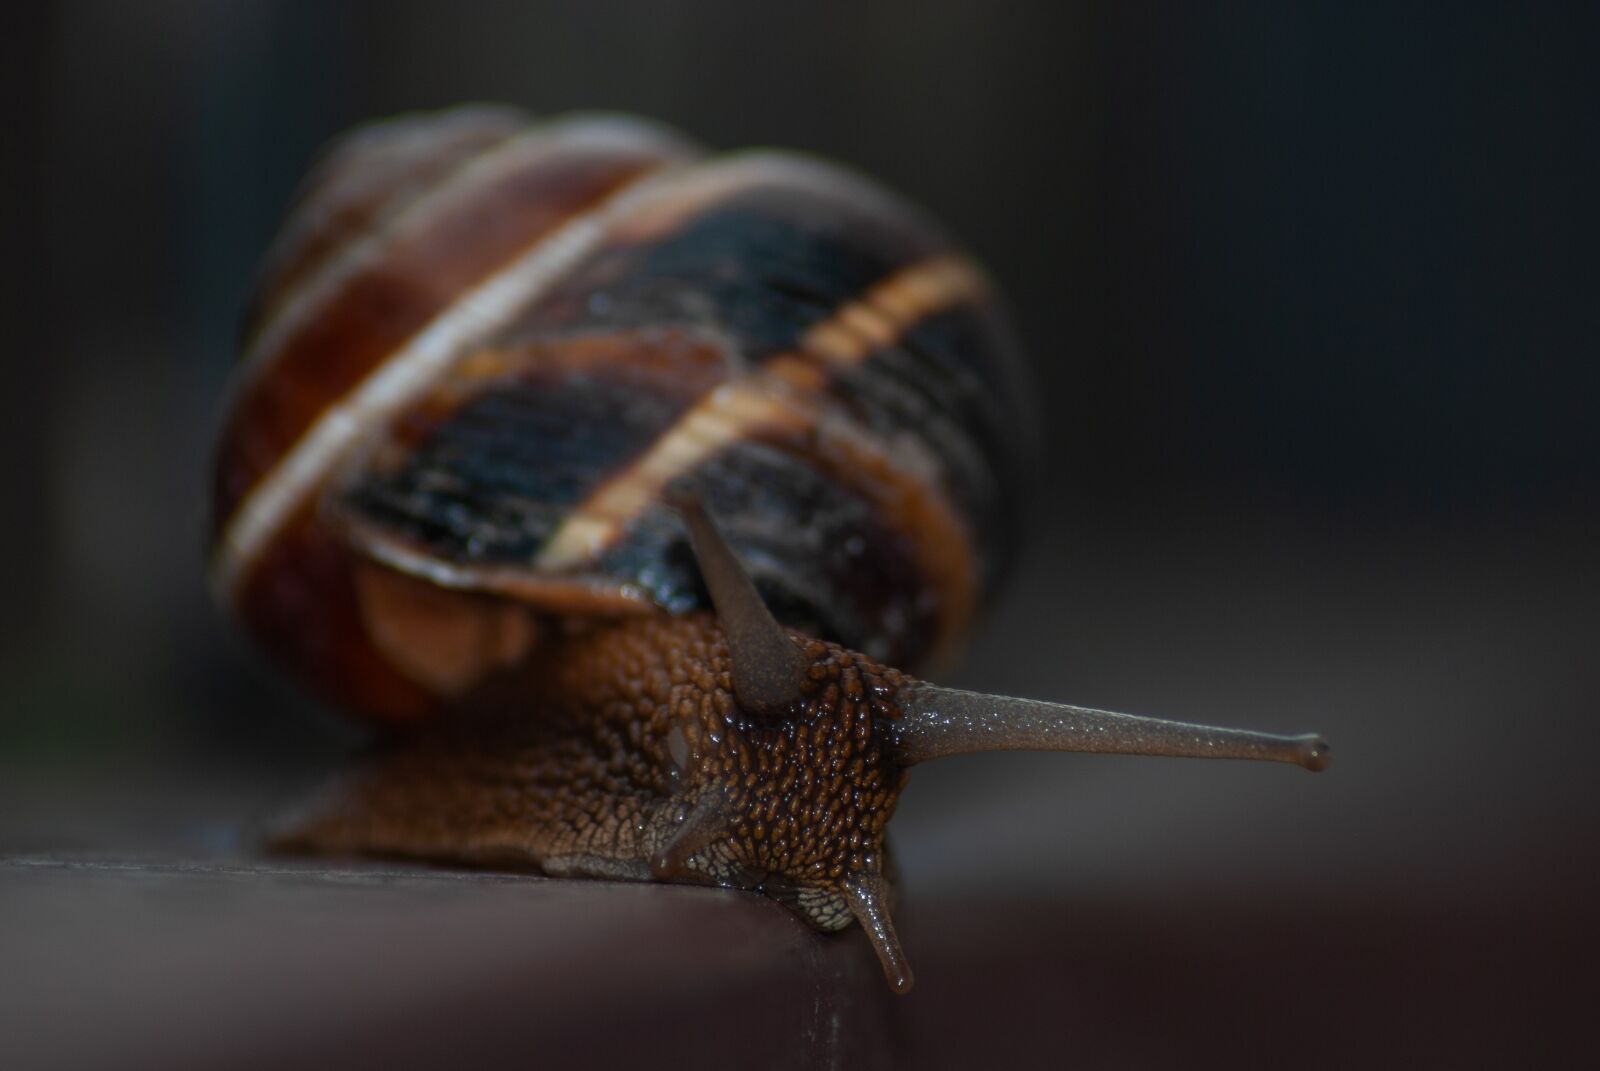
left=211, top=106, right=1030, bottom=723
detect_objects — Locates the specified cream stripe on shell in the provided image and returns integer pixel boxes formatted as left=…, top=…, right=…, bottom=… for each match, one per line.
left=534, top=253, right=990, bottom=570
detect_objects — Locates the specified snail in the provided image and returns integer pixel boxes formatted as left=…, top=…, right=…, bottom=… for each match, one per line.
left=209, top=105, right=1328, bottom=994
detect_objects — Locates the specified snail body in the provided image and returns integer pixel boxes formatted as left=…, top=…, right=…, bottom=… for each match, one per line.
left=211, top=107, right=1326, bottom=993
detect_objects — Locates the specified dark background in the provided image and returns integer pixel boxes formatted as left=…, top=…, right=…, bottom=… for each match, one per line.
left=2, top=1, right=1596, bottom=1066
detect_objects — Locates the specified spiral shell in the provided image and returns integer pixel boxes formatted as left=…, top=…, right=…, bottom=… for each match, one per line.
left=210, top=106, right=1031, bottom=722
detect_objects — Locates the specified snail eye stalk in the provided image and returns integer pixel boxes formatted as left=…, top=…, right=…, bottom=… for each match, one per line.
left=890, top=684, right=1329, bottom=772
left=670, top=488, right=809, bottom=718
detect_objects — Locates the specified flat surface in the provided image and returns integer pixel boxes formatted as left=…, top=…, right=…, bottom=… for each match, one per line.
left=0, top=852, right=899, bottom=1071
left=2, top=841, right=1592, bottom=1069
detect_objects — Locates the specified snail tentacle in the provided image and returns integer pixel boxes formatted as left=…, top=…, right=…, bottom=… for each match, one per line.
left=670, top=486, right=809, bottom=718
left=891, top=684, right=1329, bottom=772
left=842, top=871, right=913, bottom=994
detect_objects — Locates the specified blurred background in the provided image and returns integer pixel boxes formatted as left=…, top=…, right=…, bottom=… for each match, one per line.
left=2, top=1, right=1596, bottom=1066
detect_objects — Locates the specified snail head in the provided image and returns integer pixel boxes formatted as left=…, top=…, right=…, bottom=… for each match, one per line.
left=658, top=489, right=1327, bottom=994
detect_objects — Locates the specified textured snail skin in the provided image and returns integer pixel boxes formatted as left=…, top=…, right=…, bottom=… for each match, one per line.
left=272, top=614, right=914, bottom=973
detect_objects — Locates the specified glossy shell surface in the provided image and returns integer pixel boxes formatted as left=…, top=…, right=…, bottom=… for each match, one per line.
left=210, top=107, right=1031, bottom=721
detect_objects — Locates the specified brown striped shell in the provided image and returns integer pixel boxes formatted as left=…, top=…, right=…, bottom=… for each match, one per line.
left=210, top=106, right=1032, bottom=724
